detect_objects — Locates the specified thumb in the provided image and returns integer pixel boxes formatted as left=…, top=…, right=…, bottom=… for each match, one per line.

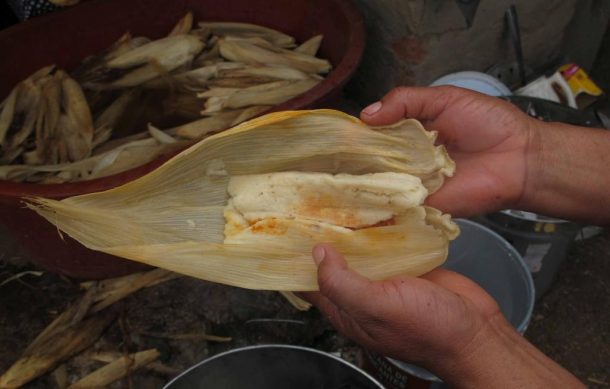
left=312, top=244, right=374, bottom=314
left=360, top=86, right=461, bottom=126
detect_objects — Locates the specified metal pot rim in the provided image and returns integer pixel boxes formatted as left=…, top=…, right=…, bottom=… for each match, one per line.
left=500, top=209, right=568, bottom=223
left=163, top=344, right=384, bottom=389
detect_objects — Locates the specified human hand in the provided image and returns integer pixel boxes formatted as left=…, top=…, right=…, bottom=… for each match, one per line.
left=302, top=244, right=586, bottom=389
left=302, top=243, right=501, bottom=372
left=361, top=86, right=535, bottom=217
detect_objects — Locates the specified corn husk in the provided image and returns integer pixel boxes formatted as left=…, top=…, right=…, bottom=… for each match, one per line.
left=221, top=65, right=311, bottom=81
left=168, top=12, right=194, bottom=36
left=0, top=135, right=186, bottom=182
left=28, top=110, right=457, bottom=291
left=106, top=35, right=204, bottom=69
left=67, top=349, right=160, bottom=389
left=198, top=22, right=296, bottom=48
left=295, top=34, right=323, bottom=56
left=218, top=39, right=331, bottom=74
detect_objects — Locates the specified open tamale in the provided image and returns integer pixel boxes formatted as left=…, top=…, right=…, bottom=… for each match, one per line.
left=28, top=110, right=459, bottom=291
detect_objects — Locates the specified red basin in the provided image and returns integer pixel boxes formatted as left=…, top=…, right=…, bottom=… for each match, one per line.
left=0, top=0, right=364, bottom=279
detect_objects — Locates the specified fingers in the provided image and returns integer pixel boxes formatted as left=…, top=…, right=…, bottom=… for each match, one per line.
left=311, top=244, right=376, bottom=314
left=360, top=86, right=465, bottom=126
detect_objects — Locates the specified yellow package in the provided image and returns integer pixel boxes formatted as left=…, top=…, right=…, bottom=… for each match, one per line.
left=559, top=63, right=603, bottom=97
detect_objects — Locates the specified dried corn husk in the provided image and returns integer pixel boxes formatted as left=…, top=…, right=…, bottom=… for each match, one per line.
left=168, top=12, right=194, bottom=36
left=199, top=22, right=296, bottom=48
left=219, top=39, right=331, bottom=74
left=106, top=35, right=204, bottom=69
left=201, top=79, right=318, bottom=114
left=28, top=110, right=457, bottom=291
left=295, top=34, right=323, bottom=56
left=67, top=349, right=160, bottom=389
left=220, top=65, right=311, bottom=81
left=0, top=135, right=186, bottom=182
left=173, top=110, right=243, bottom=139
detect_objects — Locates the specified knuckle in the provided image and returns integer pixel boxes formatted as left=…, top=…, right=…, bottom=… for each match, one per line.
left=385, top=86, right=410, bottom=102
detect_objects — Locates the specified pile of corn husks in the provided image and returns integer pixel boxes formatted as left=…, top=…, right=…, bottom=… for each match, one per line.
left=0, top=12, right=330, bottom=183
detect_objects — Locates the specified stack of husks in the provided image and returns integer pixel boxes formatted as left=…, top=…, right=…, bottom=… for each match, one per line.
left=0, top=12, right=331, bottom=183
left=29, top=110, right=460, bottom=291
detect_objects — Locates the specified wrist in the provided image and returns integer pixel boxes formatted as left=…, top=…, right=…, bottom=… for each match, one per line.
left=514, top=117, right=545, bottom=212
left=433, top=313, right=585, bottom=389
left=514, top=119, right=610, bottom=224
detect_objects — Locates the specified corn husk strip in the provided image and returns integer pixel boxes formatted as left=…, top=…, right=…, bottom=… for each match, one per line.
left=167, top=62, right=244, bottom=88
left=28, top=110, right=455, bottom=291
left=88, top=138, right=188, bottom=179
left=199, top=21, right=296, bottom=48
left=294, top=34, right=323, bottom=56
left=168, top=12, right=193, bottom=36
left=67, top=349, right=159, bottom=389
left=107, top=35, right=204, bottom=69
left=85, top=352, right=180, bottom=376
left=0, top=310, right=116, bottom=389
left=29, top=65, right=56, bottom=82
left=0, top=85, right=19, bottom=144
left=201, top=80, right=317, bottom=114
left=205, top=76, right=280, bottom=89
left=83, top=268, right=179, bottom=314
left=221, top=65, right=311, bottom=81
left=148, top=123, right=177, bottom=144
left=52, top=365, right=68, bottom=389
left=138, top=331, right=232, bottom=342
left=226, top=79, right=318, bottom=109
left=7, top=80, right=41, bottom=150
left=35, top=73, right=63, bottom=163
left=219, top=39, right=331, bottom=74
left=280, top=291, right=312, bottom=311
left=230, top=105, right=271, bottom=126
left=223, top=35, right=282, bottom=51
left=197, top=87, right=241, bottom=98
left=59, top=75, right=94, bottom=161
left=0, top=136, right=186, bottom=182
left=174, top=110, right=242, bottom=139
left=97, top=60, right=172, bottom=90
left=0, top=270, right=43, bottom=287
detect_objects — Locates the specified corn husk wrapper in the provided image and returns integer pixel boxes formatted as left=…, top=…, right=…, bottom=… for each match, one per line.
left=28, top=110, right=457, bottom=291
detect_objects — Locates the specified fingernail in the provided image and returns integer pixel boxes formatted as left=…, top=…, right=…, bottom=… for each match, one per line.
left=312, top=245, right=326, bottom=265
left=362, top=101, right=382, bottom=116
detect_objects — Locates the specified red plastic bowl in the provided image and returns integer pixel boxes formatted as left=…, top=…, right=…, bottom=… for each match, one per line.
left=0, top=0, right=364, bottom=279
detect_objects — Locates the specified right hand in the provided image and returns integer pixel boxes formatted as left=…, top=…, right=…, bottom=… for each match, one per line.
left=361, top=86, right=536, bottom=217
